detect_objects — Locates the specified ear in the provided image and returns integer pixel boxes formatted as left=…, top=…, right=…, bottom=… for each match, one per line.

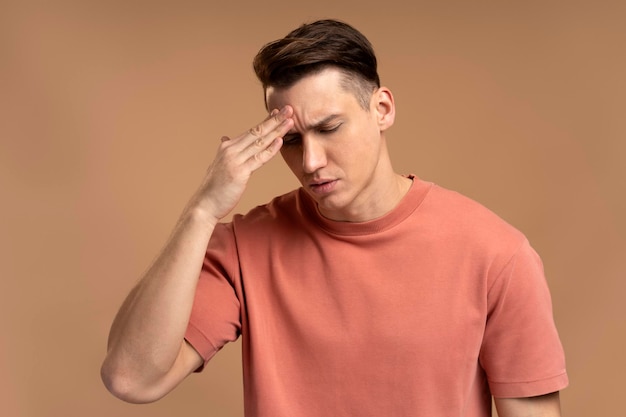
left=373, top=87, right=395, bottom=131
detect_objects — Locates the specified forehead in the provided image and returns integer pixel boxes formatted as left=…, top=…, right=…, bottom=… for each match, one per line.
left=265, top=68, right=359, bottom=117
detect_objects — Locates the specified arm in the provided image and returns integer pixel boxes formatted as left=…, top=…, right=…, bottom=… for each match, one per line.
left=100, top=106, right=294, bottom=404
left=494, top=392, right=562, bottom=417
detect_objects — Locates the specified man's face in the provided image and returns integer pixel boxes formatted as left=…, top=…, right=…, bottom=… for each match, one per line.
left=266, top=68, right=395, bottom=222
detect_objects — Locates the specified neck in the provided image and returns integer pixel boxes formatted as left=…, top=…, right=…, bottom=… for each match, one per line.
left=321, top=172, right=413, bottom=223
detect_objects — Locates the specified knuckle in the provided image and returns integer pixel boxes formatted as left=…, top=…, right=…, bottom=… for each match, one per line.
left=249, top=124, right=263, bottom=137
left=254, top=149, right=269, bottom=163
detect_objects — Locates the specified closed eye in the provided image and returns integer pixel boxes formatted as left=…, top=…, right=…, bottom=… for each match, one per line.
left=319, top=124, right=341, bottom=134
left=282, top=123, right=341, bottom=146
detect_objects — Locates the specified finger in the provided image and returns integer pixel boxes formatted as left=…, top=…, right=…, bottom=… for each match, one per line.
left=244, top=111, right=278, bottom=140
left=247, top=114, right=274, bottom=139
left=246, top=136, right=284, bottom=171
left=248, top=123, right=263, bottom=138
left=236, top=115, right=291, bottom=172
left=240, top=106, right=293, bottom=145
left=244, top=116, right=292, bottom=154
left=223, top=107, right=292, bottom=162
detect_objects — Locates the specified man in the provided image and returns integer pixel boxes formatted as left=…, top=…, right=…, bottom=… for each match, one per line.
left=101, top=19, right=568, bottom=416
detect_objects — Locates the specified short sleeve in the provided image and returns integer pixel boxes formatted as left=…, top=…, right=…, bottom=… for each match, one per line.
left=184, top=222, right=242, bottom=367
left=480, top=239, right=568, bottom=397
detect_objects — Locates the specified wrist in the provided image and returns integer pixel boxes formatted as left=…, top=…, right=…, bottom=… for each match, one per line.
left=181, top=200, right=221, bottom=230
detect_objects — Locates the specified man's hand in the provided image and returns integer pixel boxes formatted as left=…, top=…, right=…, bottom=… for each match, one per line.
left=192, top=105, right=294, bottom=222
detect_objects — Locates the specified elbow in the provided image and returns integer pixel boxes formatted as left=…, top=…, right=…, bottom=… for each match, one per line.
left=100, top=358, right=164, bottom=404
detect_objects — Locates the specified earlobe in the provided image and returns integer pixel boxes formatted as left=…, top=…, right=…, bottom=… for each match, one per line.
left=375, top=87, right=395, bottom=131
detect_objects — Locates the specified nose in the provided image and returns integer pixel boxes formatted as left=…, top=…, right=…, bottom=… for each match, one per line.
left=301, top=136, right=327, bottom=174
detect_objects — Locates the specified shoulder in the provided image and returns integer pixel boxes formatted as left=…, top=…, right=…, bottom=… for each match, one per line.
left=420, top=183, right=528, bottom=261
left=427, top=184, right=524, bottom=237
left=228, top=189, right=309, bottom=239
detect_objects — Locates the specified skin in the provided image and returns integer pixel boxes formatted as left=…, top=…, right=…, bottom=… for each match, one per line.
left=101, top=103, right=294, bottom=403
left=101, top=67, right=562, bottom=416
left=267, top=68, right=411, bottom=222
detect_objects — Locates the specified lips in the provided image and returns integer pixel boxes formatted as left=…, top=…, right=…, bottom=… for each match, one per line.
left=308, top=178, right=338, bottom=194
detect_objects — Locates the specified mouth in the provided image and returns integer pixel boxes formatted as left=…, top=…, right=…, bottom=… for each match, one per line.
left=308, top=178, right=338, bottom=194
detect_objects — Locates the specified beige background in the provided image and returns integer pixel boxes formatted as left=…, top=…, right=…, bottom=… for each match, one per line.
left=1, top=1, right=624, bottom=416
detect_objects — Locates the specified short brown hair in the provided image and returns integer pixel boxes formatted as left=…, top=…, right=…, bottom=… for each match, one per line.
left=253, top=19, right=380, bottom=109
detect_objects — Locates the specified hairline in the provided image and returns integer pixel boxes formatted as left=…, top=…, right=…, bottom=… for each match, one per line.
left=263, top=66, right=377, bottom=111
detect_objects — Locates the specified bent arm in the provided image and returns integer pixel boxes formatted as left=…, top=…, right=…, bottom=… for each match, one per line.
left=101, top=106, right=294, bottom=403
left=494, top=392, right=562, bottom=417
left=101, top=208, right=216, bottom=403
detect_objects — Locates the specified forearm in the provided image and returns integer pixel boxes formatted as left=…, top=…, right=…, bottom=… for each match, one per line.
left=102, top=203, right=217, bottom=392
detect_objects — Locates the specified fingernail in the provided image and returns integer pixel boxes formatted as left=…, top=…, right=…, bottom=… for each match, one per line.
left=280, top=106, right=290, bottom=115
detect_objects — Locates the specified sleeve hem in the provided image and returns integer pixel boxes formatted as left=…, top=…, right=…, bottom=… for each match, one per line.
left=184, top=323, right=220, bottom=372
left=490, top=371, right=569, bottom=398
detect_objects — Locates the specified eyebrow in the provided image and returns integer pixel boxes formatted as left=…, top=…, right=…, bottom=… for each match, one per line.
left=309, top=114, right=342, bottom=129
left=286, top=114, right=342, bottom=135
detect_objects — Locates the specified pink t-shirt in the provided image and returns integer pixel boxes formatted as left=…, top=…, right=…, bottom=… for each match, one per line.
left=185, top=177, right=568, bottom=416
